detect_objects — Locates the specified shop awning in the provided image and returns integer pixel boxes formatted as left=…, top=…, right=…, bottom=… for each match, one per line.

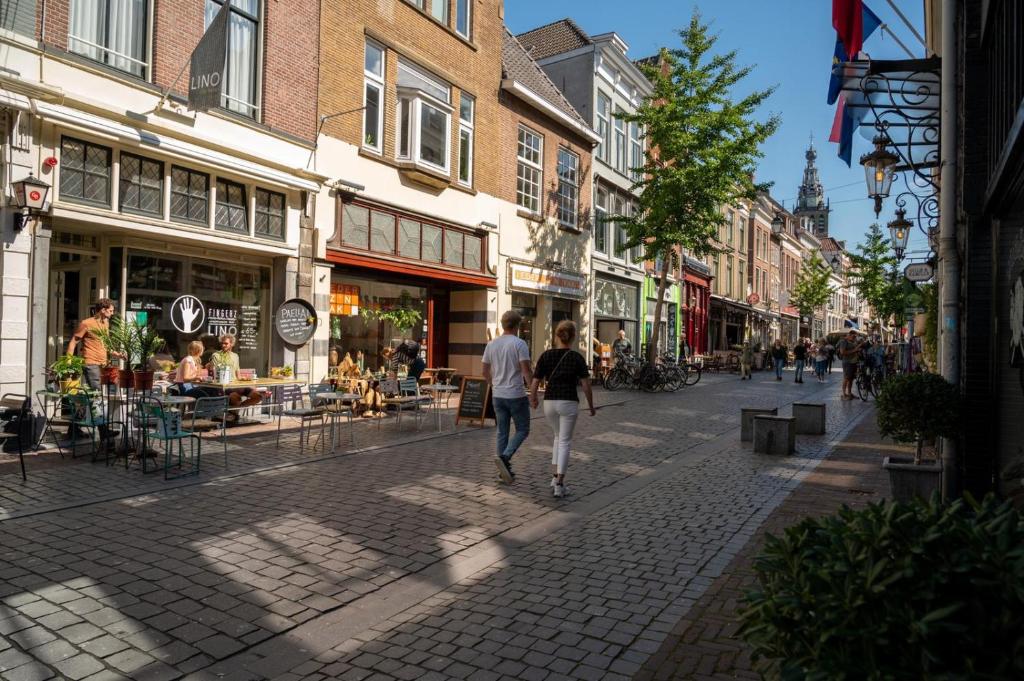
left=326, top=249, right=497, bottom=288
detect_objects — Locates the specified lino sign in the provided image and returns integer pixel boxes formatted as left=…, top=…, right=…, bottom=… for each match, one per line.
left=188, top=3, right=230, bottom=112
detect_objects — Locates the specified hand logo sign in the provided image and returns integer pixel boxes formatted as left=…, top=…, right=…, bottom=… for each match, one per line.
left=171, top=295, right=206, bottom=334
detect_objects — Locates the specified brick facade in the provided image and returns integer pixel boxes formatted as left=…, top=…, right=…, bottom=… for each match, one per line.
left=318, top=0, right=504, bottom=193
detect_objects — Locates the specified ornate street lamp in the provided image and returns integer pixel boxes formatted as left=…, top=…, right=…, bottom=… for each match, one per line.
left=830, top=255, right=841, bottom=272
left=770, top=212, right=784, bottom=235
left=10, top=173, right=51, bottom=231
left=860, top=136, right=899, bottom=217
left=887, top=208, right=911, bottom=261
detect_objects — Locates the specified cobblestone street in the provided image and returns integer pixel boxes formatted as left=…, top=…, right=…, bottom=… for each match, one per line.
left=0, top=372, right=875, bottom=680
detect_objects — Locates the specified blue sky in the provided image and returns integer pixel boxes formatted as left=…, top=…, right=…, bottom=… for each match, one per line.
left=505, top=0, right=930, bottom=255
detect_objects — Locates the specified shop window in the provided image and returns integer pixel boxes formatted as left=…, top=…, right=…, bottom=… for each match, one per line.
left=254, top=188, right=285, bottom=240
left=68, top=0, right=149, bottom=78
left=171, top=167, right=209, bottom=226
left=421, top=223, right=442, bottom=262
left=371, top=210, right=395, bottom=253
left=363, top=41, right=384, bottom=152
left=119, top=152, right=163, bottom=217
left=205, top=0, right=260, bottom=118
left=60, top=136, right=111, bottom=207
left=464, top=235, right=481, bottom=270
left=329, top=276, right=426, bottom=372
left=516, top=126, right=542, bottom=212
left=398, top=218, right=421, bottom=259
left=342, top=203, right=370, bottom=249
left=215, top=179, right=248, bottom=234
left=444, top=231, right=463, bottom=267
left=556, top=148, right=580, bottom=229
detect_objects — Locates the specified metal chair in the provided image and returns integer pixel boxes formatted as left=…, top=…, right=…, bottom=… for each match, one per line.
left=34, top=390, right=68, bottom=456
left=188, top=396, right=229, bottom=466
left=66, top=392, right=113, bottom=463
left=382, top=378, right=431, bottom=430
left=311, top=383, right=353, bottom=448
left=1, top=394, right=31, bottom=480
left=140, top=398, right=201, bottom=480
left=276, top=384, right=326, bottom=452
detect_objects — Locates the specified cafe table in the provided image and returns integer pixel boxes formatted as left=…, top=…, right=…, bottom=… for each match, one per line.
left=196, top=378, right=305, bottom=424
left=420, top=383, right=458, bottom=431
left=427, top=367, right=457, bottom=385
left=320, top=392, right=359, bottom=451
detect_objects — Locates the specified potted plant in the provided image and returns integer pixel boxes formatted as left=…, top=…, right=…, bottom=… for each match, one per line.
left=50, top=355, right=86, bottom=393
left=875, top=372, right=961, bottom=501
left=93, top=319, right=127, bottom=386
left=361, top=290, right=422, bottom=331
left=130, top=322, right=164, bottom=391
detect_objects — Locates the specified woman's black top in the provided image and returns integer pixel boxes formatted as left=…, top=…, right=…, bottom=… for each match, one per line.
left=793, top=344, right=807, bottom=360
left=535, top=349, right=590, bottom=402
left=771, top=345, right=788, bottom=360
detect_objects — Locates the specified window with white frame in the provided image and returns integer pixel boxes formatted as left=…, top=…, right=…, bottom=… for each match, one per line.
left=613, top=195, right=627, bottom=260
left=395, top=60, right=452, bottom=174
left=205, top=0, right=260, bottom=118
left=430, top=0, right=447, bottom=24
left=556, top=148, right=580, bottom=229
left=458, top=93, right=474, bottom=186
left=455, top=0, right=471, bottom=38
left=613, top=107, right=626, bottom=174
left=68, top=0, right=149, bottom=78
left=516, top=126, right=542, bottom=213
left=629, top=120, right=642, bottom=182
left=363, top=41, right=385, bottom=152
left=596, top=91, right=611, bottom=163
left=593, top=187, right=608, bottom=254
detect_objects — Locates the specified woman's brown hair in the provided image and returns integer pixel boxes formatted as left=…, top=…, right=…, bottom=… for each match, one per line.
left=555, top=320, right=577, bottom=346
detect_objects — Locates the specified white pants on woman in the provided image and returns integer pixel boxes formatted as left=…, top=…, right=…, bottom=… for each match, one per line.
left=544, top=399, right=579, bottom=475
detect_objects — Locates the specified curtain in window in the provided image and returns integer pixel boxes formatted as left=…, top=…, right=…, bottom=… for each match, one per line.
left=226, top=10, right=256, bottom=114
left=69, top=0, right=103, bottom=61
left=107, top=0, right=146, bottom=75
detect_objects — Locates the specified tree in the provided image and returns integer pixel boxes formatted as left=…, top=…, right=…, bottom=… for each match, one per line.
left=848, top=223, right=898, bottom=328
left=790, top=254, right=833, bottom=339
left=617, top=12, right=779, bottom=362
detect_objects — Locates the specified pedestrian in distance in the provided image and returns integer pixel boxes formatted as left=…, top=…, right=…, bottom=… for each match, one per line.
left=739, top=340, right=753, bottom=380
left=771, top=339, right=787, bottom=381
left=836, top=329, right=864, bottom=400
left=482, top=310, right=535, bottom=484
left=814, top=338, right=829, bottom=382
left=530, top=321, right=595, bottom=499
left=612, top=329, right=632, bottom=356
left=826, top=340, right=835, bottom=373
left=793, top=338, right=807, bottom=384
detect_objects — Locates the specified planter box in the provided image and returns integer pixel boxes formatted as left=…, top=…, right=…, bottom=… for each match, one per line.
left=883, top=456, right=942, bottom=502
left=793, top=403, right=826, bottom=434
left=753, top=415, right=796, bottom=456
left=741, top=407, right=778, bottom=442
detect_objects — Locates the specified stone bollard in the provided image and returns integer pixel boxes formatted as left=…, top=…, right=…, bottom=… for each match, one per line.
left=753, top=415, right=796, bottom=455
left=792, top=403, right=826, bottom=435
left=741, top=407, right=778, bottom=442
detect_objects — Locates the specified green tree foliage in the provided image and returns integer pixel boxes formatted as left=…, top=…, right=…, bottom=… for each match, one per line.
left=848, top=223, right=900, bottom=327
left=789, top=254, right=833, bottom=334
left=618, top=11, right=779, bottom=361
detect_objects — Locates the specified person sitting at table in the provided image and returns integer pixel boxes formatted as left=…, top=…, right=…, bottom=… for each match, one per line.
left=328, top=347, right=341, bottom=373
left=359, top=378, right=386, bottom=417
left=173, top=341, right=212, bottom=398
left=206, top=334, right=262, bottom=412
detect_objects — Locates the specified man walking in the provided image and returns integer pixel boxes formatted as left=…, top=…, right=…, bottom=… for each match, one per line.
left=837, top=329, right=863, bottom=400
left=66, top=297, right=121, bottom=392
left=793, top=338, right=807, bottom=384
left=482, top=311, right=535, bottom=484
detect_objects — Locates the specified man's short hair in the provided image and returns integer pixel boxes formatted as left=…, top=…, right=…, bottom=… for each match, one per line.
left=219, top=334, right=235, bottom=345
left=95, top=298, right=114, bottom=311
left=501, top=310, right=522, bottom=331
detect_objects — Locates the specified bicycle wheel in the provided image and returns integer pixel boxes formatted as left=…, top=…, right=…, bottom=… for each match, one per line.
left=604, top=368, right=626, bottom=391
left=639, top=366, right=662, bottom=393
left=871, top=370, right=885, bottom=396
left=856, top=372, right=870, bottom=401
left=684, top=364, right=702, bottom=386
left=663, top=368, right=683, bottom=392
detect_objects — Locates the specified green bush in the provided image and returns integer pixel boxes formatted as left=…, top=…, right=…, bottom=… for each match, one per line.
left=876, top=372, right=960, bottom=463
left=739, top=495, right=1024, bottom=680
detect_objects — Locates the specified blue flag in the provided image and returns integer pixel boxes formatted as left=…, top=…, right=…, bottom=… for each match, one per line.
left=827, top=2, right=882, bottom=105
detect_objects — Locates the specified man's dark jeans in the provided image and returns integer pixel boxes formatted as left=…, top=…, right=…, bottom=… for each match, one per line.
left=493, top=396, right=531, bottom=461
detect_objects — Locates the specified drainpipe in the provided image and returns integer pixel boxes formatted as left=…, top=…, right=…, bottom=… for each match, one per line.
left=938, top=0, right=959, bottom=500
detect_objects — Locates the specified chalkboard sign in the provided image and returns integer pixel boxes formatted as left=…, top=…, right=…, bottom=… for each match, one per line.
left=456, top=376, right=495, bottom=427
left=274, top=298, right=317, bottom=346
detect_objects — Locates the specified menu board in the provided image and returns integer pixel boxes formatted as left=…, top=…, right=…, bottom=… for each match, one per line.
left=238, top=305, right=260, bottom=352
left=456, top=376, right=495, bottom=427
left=275, top=298, right=318, bottom=346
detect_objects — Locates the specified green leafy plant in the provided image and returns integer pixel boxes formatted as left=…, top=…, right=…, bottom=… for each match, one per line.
left=361, top=290, right=422, bottom=331
left=876, top=372, right=961, bottom=464
left=124, top=320, right=164, bottom=371
left=739, top=494, right=1024, bottom=680
left=790, top=253, right=833, bottom=332
left=50, top=354, right=85, bottom=380
left=93, top=316, right=134, bottom=367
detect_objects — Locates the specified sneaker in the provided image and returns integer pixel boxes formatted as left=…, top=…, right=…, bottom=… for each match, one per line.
left=553, top=484, right=569, bottom=498
left=495, top=456, right=514, bottom=484
left=550, top=477, right=558, bottom=488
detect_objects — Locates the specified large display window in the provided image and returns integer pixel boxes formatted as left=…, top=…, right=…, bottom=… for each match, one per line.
left=121, top=250, right=271, bottom=371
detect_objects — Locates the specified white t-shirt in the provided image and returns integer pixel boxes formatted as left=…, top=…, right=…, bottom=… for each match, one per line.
left=482, top=333, right=530, bottom=399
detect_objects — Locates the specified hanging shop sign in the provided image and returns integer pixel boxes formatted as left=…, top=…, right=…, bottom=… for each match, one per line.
left=275, top=298, right=318, bottom=346
left=904, top=262, right=934, bottom=282
left=746, top=292, right=760, bottom=305
left=508, top=262, right=587, bottom=300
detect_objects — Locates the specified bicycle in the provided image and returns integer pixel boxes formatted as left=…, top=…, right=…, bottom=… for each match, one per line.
left=682, top=362, right=702, bottom=386
left=855, top=362, right=879, bottom=401
left=604, top=353, right=639, bottom=391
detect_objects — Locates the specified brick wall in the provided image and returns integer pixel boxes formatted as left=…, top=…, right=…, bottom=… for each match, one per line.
left=39, top=0, right=68, bottom=50
left=318, top=0, right=505, bottom=194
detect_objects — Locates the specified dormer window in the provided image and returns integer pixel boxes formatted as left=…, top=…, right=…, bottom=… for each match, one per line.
left=395, top=60, right=452, bottom=175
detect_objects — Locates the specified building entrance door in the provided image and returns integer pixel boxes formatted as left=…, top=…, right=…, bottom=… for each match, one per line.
left=47, top=253, right=99, bottom=365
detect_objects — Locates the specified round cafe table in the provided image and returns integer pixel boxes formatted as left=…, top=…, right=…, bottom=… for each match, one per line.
left=421, top=384, right=458, bottom=431
left=321, top=392, right=360, bottom=451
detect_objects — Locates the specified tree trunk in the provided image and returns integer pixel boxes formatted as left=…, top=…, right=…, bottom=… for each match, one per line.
left=647, top=247, right=672, bottom=364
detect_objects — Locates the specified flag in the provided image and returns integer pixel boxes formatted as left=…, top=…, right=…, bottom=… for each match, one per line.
left=188, top=2, right=230, bottom=112
left=833, top=0, right=864, bottom=60
left=837, top=97, right=855, bottom=167
left=829, top=95, right=846, bottom=143
left=827, top=3, right=882, bottom=104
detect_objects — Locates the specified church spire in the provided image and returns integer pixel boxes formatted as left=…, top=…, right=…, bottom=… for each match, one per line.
left=793, top=138, right=831, bottom=236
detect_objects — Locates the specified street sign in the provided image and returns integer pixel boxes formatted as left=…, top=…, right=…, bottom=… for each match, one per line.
left=904, top=262, right=934, bottom=282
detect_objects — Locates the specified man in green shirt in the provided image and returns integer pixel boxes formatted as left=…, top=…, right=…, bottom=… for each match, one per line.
left=206, top=335, right=261, bottom=410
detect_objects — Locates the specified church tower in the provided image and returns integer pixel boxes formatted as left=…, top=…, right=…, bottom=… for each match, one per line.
left=793, top=139, right=831, bottom=236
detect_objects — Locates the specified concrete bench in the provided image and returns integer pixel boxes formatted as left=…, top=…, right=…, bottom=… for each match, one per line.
left=741, top=407, right=778, bottom=442
left=792, top=402, right=826, bottom=435
left=753, top=415, right=795, bottom=455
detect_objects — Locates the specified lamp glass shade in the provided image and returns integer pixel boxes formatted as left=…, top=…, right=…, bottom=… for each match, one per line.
left=887, top=209, right=912, bottom=255
left=859, top=137, right=899, bottom=200
left=770, top=214, right=784, bottom=235
left=12, top=174, right=51, bottom=211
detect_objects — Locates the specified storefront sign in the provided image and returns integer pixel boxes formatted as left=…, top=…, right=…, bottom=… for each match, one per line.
left=904, top=262, right=934, bottom=282
left=170, top=295, right=206, bottom=334
left=508, top=263, right=586, bottom=300
left=594, top=278, right=638, bottom=319
left=188, top=2, right=230, bottom=112
left=746, top=292, right=760, bottom=305
left=275, top=298, right=318, bottom=346
left=207, top=307, right=239, bottom=339
left=238, top=305, right=260, bottom=352
left=456, top=376, right=495, bottom=426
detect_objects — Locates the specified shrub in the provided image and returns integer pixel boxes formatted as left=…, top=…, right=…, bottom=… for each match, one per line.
left=739, top=495, right=1024, bottom=680
left=876, top=372, right=960, bottom=463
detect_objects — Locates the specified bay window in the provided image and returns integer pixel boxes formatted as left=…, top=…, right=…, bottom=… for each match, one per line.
left=396, top=60, right=452, bottom=174
left=363, top=41, right=385, bottom=152
left=68, top=0, right=149, bottom=78
left=516, top=126, right=543, bottom=213
left=556, top=148, right=580, bottom=229
left=205, top=0, right=260, bottom=118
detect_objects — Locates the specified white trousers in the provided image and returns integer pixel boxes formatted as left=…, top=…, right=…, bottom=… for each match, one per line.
left=543, top=399, right=579, bottom=475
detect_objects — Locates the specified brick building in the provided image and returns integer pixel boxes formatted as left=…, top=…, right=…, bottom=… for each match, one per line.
left=1, top=0, right=325, bottom=397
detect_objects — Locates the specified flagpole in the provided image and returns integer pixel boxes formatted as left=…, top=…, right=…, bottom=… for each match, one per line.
left=154, top=59, right=192, bottom=112
left=882, top=0, right=929, bottom=54
left=880, top=25, right=917, bottom=59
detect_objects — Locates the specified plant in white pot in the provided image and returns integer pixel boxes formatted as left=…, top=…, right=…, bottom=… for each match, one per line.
left=875, top=372, right=961, bottom=502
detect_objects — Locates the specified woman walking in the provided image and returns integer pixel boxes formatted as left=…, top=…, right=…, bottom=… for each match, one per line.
left=814, top=338, right=829, bottom=382
left=770, top=340, right=787, bottom=381
left=530, top=321, right=596, bottom=499
left=792, top=338, right=807, bottom=384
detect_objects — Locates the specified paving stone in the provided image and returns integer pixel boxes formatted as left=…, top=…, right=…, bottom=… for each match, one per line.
left=0, top=660, right=56, bottom=681
left=51, top=654, right=104, bottom=681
